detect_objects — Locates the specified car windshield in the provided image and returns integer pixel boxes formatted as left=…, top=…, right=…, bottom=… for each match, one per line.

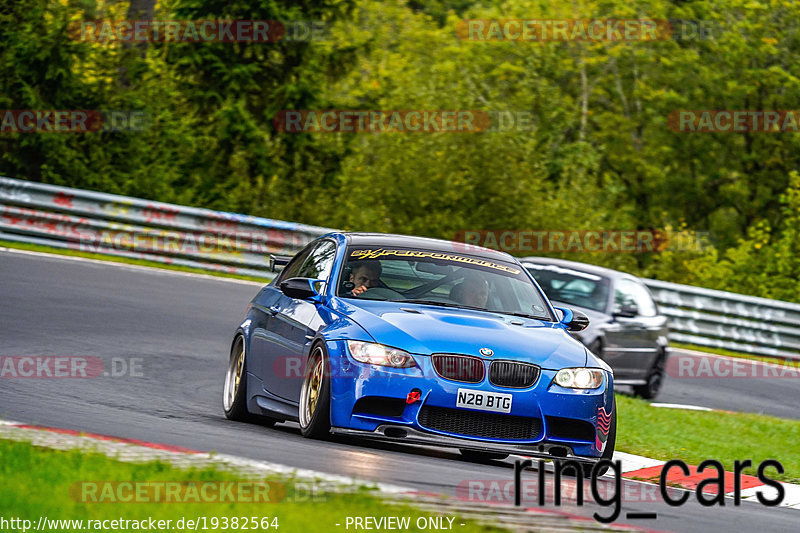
left=524, top=263, right=610, bottom=313
left=337, top=246, right=554, bottom=321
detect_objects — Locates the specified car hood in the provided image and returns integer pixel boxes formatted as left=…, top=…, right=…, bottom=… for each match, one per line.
left=330, top=298, right=587, bottom=370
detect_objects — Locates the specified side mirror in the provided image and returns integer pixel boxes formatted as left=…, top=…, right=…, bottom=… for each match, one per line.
left=279, top=277, right=325, bottom=302
left=554, top=307, right=590, bottom=332
left=614, top=304, right=639, bottom=318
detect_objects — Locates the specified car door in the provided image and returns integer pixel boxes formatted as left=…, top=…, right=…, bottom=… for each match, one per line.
left=250, top=244, right=313, bottom=398
left=606, top=278, right=658, bottom=378
left=628, top=280, right=668, bottom=372
left=258, top=239, right=336, bottom=403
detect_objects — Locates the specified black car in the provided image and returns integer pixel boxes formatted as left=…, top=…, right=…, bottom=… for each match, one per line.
left=522, top=257, right=669, bottom=399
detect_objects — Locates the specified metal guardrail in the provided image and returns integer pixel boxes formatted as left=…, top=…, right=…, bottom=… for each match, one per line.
left=3, top=176, right=800, bottom=360
left=0, top=176, right=331, bottom=279
left=644, top=279, right=800, bottom=360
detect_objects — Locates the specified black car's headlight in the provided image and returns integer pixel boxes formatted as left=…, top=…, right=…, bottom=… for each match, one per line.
left=346, top=341, right=416, bottom=368
left=553, top=368, right=604, bottom=389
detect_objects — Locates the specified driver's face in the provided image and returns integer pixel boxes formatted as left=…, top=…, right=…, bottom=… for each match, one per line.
left=351, top=268, right=380, bottom=288
left=464, top=282, right=489, bottom=307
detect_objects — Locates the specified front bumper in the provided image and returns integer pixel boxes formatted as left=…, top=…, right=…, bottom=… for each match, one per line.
left=331, top=425, right=601, bottom=464
left=326, top=340, right=615, bottom=459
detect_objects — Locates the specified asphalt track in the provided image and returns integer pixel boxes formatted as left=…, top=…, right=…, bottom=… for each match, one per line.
left=1, top=249, right=798, bottom=532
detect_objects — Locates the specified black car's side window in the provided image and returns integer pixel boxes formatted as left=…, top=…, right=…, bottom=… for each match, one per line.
left=614, top=279, right=657, bottom=317
left=297, top=240, right=337, bottom=281
left=613, top=283, right=636, bottom=311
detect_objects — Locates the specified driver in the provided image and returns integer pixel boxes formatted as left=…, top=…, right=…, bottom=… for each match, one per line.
left=450, top=276, right=489, bottom=308
left=349, top=259, right=382, bottom=296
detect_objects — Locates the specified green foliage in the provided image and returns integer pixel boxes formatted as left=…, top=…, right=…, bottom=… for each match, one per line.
left=678, top=171, right=800, bottom=301
left=3, top=0, right=800, bottom=301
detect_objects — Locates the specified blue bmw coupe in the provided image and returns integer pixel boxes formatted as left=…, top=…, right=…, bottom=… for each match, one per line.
left=223, top=232, right=616, bottom=471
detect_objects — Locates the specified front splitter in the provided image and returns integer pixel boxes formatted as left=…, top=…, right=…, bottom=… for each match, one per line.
left=331, top=424, right=599, bottom=465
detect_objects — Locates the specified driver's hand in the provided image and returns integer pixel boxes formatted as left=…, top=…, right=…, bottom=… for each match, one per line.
left=352, top=285, right=369, bottom=296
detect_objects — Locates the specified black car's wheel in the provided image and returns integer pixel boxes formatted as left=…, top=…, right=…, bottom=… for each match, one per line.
left=223, top=336, right=275, bottom=425
left=588, top=339, right=603, bottom=358
left=633, top=350, right=666, bottom=399
left=299, top=344, right=332, bottom=439
left=459, top=449, right=509, bottom=462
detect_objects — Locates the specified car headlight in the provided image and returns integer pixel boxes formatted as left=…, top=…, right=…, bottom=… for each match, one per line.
left=553, top=368, right=605, bottom=389
left=346, top=341, right=416, bottom=368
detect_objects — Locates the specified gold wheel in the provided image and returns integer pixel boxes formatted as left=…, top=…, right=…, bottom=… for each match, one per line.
left=299, top=347, right=325, bottom=429
left=223, top=338, right=245, bottom=412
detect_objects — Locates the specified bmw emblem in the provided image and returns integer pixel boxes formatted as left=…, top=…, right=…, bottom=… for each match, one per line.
left=479, top=347, right=494, bottom=357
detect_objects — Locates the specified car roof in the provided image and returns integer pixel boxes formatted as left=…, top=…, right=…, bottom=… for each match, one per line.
left=519, top=256, right=638, bottom=281
left=336, top=232, right=516, bottom=262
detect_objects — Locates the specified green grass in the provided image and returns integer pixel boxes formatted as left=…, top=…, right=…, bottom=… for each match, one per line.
left=616, top=394, right=800, bottom=483
left=0, top=439, right=500, bottom=533
left=0, top=239, right=272, bottom=284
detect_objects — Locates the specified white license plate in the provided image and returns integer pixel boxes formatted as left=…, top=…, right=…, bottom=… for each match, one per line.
left=456, top=388, right=512, bottom=413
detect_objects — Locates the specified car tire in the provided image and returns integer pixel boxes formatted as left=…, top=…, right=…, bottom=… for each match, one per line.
left=582, top=398, right=617, bottom=478
left=459, top=449, right=509, bottom=462
left=633, top=349, right=666, bottom=399
left=299, top=343, right=332, bottom=439
left=223, top=335, right=276, bottom=425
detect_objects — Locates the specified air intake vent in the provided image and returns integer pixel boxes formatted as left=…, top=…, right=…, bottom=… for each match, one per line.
left=432, top=354, right=485, bottom=383
left=419, top=405, right=541, bottom=440
left=489, top=361, right=540, bottom=388
left=546, top=416, right=595, bottom=442
left=353, top=396, right=407, bottom=418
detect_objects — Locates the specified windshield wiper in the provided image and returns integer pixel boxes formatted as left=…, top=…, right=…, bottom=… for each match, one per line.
left=397, top=299, right=487, bottom=312
left=488, top=310, right=550, bottom=321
